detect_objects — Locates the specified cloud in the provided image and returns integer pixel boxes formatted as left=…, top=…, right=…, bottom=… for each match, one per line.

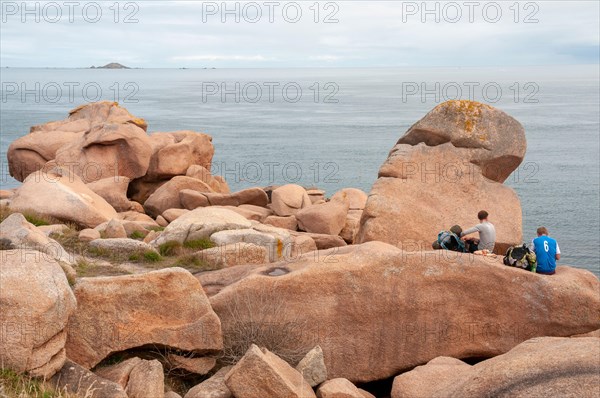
left=170, top=54, right=270, bottom=62
left=0, top=1, right=598, bottom=67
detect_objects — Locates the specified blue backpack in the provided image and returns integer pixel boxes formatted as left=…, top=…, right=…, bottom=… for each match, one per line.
left=436, top=231, right=466, bottom=252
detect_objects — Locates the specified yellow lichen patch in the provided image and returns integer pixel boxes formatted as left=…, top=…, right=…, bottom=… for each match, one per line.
left=440, top=100, right=491, bottom=134
left=129, top=117, right=148, bottom=129
left=277, top=239, right=283, bottom=258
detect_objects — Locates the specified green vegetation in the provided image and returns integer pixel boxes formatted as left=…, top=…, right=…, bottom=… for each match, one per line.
left=183, top=238, right=215, bottom=250
left=0, top=367, right=69, bottom=398
left=129, top=230, right=146, bottom=240
left=0, top=205, right=62, bottom=227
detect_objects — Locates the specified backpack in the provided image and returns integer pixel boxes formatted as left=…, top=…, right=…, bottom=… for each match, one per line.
left=503, top=244, right=537, bottom=272
left=437, top=231, right=466, bottom=253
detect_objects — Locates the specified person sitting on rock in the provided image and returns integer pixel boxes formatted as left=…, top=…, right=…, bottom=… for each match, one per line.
left=432, top=225, right=466, bottom=252
left=532, top=227, right=560, bottom=275
left=461, top=210, right=496, bottom=253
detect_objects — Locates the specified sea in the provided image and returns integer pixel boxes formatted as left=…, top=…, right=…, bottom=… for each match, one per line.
left=1, top=66, right=598, bottom=275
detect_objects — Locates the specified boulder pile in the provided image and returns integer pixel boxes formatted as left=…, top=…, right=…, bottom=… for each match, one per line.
left=1, top=101, right=598, bottom=398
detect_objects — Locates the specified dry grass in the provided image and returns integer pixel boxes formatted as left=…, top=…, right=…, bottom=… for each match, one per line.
left=219, top=288, right=312, bottom=366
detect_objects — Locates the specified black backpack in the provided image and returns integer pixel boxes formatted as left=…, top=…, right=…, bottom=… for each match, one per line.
left=503, top=244, right=537, bottom=272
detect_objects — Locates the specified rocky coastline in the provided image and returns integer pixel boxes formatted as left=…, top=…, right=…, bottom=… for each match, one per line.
left=1, top=100, right=598, bottom=397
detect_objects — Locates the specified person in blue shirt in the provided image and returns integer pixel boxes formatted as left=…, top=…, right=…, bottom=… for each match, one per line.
left=532, top=227, right=561, bottom=275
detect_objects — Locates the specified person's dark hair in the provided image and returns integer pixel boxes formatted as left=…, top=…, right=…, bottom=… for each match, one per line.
left=537, top=226, right=548, bottom=235
left=450, top=225, right=462, bottom=235
left=477, top=210, right=488, bottom=221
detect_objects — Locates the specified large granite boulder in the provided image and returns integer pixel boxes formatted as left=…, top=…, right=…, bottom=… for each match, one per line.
left=271, top=184, right=312, bottom=216
left=296, top=195, right=349, bottom=235
left=145, top=131, right=214, bottom=180
left=54, top=122, right=152, bottom=183
left=390, top=356, right=472, bottom=398
left=87, top=176, right=143, bottom=212
left=0, top=213, right=73, bottom=265
left=7, top=101, right=146, bottom=182
left=9, top=166, right=118, bottom=228
left=224, top=344, right=316, bottom=398
left=397, top=100, right=526, bottom=182
left=0, top=250, right=77, bottom=378
left=143, top=176, right=214, bottom=218
left=357, top=101, right=525, bottom=253
left=209, top=242, right=600, bottom=383
left=65, top=268, right=222, bottom=369
left=392, top=337, right=600, bottom=398
left=150, top=207, right=252, bottom=246
left=50, top=359, right=128, bottom=398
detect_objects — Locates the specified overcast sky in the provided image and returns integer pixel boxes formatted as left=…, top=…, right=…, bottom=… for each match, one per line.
left=1, top=1, right=598, bottom=68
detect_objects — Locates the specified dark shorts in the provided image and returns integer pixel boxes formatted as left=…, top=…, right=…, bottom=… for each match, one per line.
left=537, top=270, right=556, bottom=275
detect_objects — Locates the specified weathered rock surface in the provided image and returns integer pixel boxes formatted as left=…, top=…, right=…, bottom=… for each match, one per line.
left=55, top=122, right=152, bottom=183
left=331, top=188, right=368, bottom=210
left=264, top=215, right=298, bottom=231
left=290, top=231, right=347, bottom=250
left=296, top=346, right=327, bottom=387
left=8, top=101, right=146, bottom=181
left=146, top=131, right=214, bottom=179
left=224, top=344, right=316, bottom=398
left=124, top=359, right=165, bottom=398
left=357, top=101, right=526, bottom=252
left=184, top=366, right=233, bottom=398
left=209, top=227, right=291, bottom=262
left=50, top=359, right=127, bottom=398
left=79, top=228, right=101, bottom=242
left=198, top=243, right=269, bottom=268
left=144, top=176, right=214, bottom=218
left=210, top=242, right=600, bottom=383
left=391, top=337, right=600, bottom=398
left=162, top=208, right=190, bottom=222
left=397, top=100, right=526, bottom=183
left=89, top=238, right=157, bottom=254
left=66, top=268, right=223, bottom=369
left=317, top=378, right=371, bottom=398
left=103, top=218, right=128, bottom=238
left=93, top=357, right=165, bottom=398
left=186, top=165, right=230, bottom=194
left=9, top=166, right=118, bottom=228
left=339, top=210, right=362, bottom=244
left=390, top=356, right=472, bottom=398
left=168, top=354, right=216, bottom=375
left=0, top=213, right=73, bottom=265
left=151, top=207, right=252, bottom=246
left=181, top=188, right=268, bottom=210
left=87, top=176, right=143, bottom=212
left=95, top=357, right=143, bottom=388
left=296, top=196, right=349, bottom=235
left=0, top=250, right=77, bottom=378
left=271, top=184, right=312, bottom=216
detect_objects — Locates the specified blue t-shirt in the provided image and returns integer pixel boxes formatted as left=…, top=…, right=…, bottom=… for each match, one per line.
left=533, top=236, right=559, bottom=273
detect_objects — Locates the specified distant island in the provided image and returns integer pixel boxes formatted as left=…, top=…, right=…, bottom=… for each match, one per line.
left=91, top=63, right=130, bottom=69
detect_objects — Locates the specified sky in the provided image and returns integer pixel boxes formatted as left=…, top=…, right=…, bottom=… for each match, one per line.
left=0, top=0, right=598, bottom=68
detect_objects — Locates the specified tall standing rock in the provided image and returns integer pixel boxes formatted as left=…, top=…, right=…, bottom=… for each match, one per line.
left=357, top=101, right=526, bottom=253
left=0, top=250, right=77, bottom=378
